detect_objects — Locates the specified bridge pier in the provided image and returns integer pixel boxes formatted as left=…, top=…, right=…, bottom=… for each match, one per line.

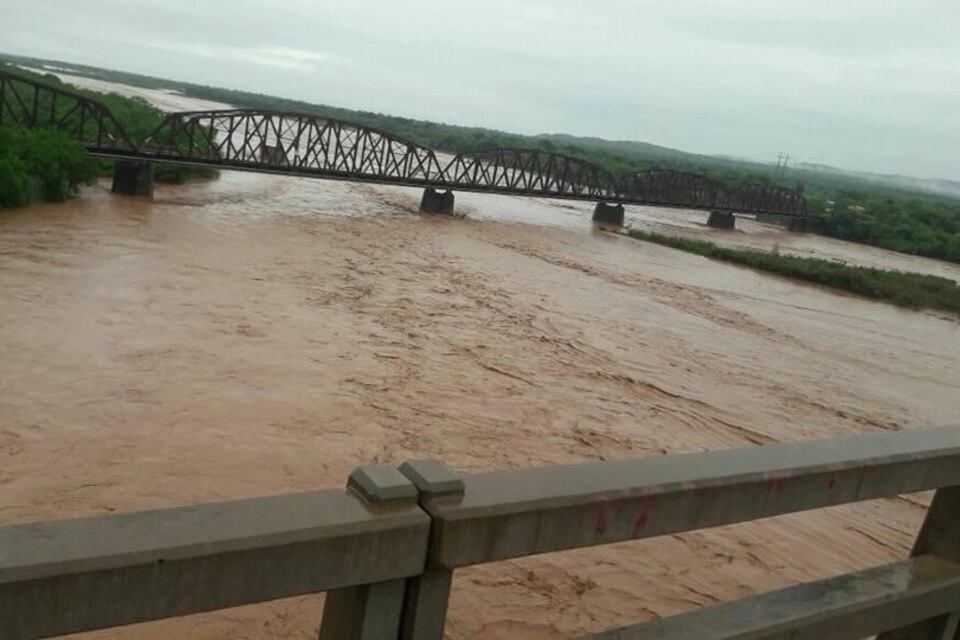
left=707, top=211, right=736, bottom=229
left=419, top=188, right=455, bottom=215
left=592, top=202, right=624, bottom=226
left=755, top=213, right=822, bottom=233
left=111, top=161, right=154, bottom=197
left=786, top=217, right=820, bottom=233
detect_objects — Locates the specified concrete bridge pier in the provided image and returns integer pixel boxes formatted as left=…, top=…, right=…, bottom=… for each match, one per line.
left=592, top=202, right=624, bottom=226
left=786, top=217, right=821, bottom=233
left=111, top=161, right=154, bottom=197
left=420, top=188, right=455, bottom=215
left=707, top=210, right=736, bottom=229
left=755, top=213, right=822, bottom=233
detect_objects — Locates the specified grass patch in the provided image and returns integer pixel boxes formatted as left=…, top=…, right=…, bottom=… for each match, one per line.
left=626, top=229, right=960, bottom=316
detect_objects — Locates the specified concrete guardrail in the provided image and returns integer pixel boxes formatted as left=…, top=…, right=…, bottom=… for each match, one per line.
left=2, top=426, right=959, bottom=639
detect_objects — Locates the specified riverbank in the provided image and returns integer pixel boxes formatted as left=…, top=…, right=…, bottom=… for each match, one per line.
left=626, top=228, right=960, bottom=316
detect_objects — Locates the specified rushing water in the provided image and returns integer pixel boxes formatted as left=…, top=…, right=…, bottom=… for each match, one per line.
left=1, top=78, right=959, bottom=639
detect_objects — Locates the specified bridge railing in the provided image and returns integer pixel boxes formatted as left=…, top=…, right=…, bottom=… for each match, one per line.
left=3, top=427, right=959, bottom=639
left=0, top=470, right=431, bottom=640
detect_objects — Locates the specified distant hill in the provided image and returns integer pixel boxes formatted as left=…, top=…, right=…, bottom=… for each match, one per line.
left=794, top=162, right=960, bottom=199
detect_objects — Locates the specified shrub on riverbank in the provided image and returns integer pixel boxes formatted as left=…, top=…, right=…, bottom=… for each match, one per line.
left=626, top=228, right=960, bottom=315
left=0, top=126, right=98, bottom=208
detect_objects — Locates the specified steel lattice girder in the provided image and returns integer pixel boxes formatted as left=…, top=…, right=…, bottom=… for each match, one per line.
left=0, top=70, right=137, bottom=152
left=0, top=69, right=810, bottom=217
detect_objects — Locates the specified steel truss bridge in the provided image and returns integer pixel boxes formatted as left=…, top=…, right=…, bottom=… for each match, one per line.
left=0, top=69, right=809, bottom=217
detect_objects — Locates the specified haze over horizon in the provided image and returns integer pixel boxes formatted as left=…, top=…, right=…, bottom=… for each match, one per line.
left=2, top=0, right=957, bottom=181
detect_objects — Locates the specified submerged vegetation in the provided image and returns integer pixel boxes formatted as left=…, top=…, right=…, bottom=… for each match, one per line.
left=626, top=229, right=960, bottom=315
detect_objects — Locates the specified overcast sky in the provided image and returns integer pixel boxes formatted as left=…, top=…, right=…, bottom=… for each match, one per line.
left=2, top=0, right=958, bottom=180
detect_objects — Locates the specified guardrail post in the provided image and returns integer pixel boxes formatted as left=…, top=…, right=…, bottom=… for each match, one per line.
left=879, top=486, right=960, bottom=640
left=318, top=466, right=421, bottom=640
left=419, top=188, right=455, bottom=214
left=111, top=161, right=154, bottom=197
left=397, top=459, right=465, bottom=640
left=592, top=202, right=625, bottom=226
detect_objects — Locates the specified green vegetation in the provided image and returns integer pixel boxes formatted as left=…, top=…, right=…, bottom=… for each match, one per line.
left=2, top=54, right=958, bottom=266
left=626, top=229, right=960, bottom=315
left=809, top=191, right=960, bottom=263
left=0, top=126, right=97, bottom=207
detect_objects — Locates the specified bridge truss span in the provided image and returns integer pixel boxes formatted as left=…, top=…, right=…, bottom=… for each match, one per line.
left=442, top=148, right=617, bottom=200
left=143, top=108, right=448, bottom=184
left=0, top=70, right=136, bottom=152
left=614, top=169, right=808, bottom=216
left=0, top=69, right=812, bottom=219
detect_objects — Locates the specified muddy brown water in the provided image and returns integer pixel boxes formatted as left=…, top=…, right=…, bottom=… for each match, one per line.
left=2, top=78, right=960, bottom=639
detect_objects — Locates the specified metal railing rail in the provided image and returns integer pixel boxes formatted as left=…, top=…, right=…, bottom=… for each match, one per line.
left=2, top=427, right=959, bottom=639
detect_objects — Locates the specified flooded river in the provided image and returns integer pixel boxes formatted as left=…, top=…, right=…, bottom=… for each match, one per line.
left=1, top=77, right=960, bottom=639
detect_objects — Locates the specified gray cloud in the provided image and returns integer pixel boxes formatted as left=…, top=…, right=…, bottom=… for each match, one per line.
left=2, top=0, right=957, bottom=179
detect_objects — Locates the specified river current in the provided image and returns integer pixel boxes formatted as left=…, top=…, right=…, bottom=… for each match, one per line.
left=1, top=73, right=959, bottom=639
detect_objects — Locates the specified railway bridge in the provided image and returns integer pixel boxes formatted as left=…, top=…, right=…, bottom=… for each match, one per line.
left=0, top=70, right=814, bottom=229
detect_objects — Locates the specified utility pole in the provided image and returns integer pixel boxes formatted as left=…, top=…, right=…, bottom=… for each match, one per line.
left=773, top=151, right=790, bottom=180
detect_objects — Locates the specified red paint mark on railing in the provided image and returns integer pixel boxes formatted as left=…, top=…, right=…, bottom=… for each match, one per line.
left=631, top=510, right=649, bottom=537
left=766, top=477, right=789, bottom=494
left=595, top=503, right=609, bottom=535
left=630, top=495, right=658, bottom=538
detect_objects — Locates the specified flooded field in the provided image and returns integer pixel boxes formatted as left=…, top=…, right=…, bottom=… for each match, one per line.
left=1, top=76, right=959, bottom=639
